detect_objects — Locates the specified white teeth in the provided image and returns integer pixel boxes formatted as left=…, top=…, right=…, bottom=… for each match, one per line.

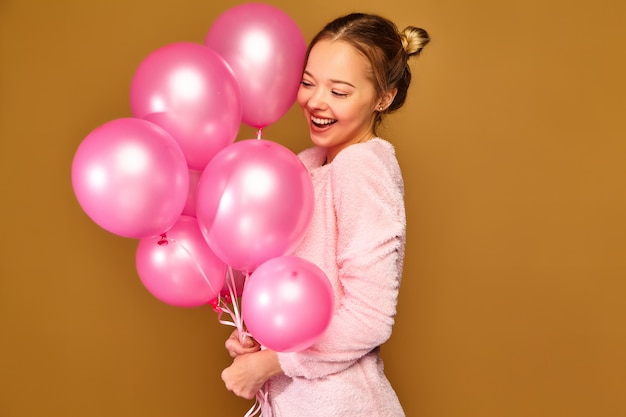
left=311, top=116, right=336, bottom=125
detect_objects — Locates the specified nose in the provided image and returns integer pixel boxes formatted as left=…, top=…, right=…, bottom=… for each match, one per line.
left=301, top=85, right=327, bottom=111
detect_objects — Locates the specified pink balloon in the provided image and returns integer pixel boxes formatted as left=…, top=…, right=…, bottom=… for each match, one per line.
left=205, top=4, right=306, bottom=128
left=181, top=169, right=201, bottom=217
left=242, top=256, right=334, bottom=352
left=130, top=42, right=242, bottom=170
left=136, top=216, right=227, bottom=307
left=71, top=118, right=188, bottom=238
left=196, top=139, right=314, bottom=273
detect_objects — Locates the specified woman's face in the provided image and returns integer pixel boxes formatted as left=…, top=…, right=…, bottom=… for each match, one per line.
left=297, top=39, right=382, bottom=163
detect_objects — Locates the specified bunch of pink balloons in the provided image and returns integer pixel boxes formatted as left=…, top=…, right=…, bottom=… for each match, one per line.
left=71, top=3, right=333, bottom=352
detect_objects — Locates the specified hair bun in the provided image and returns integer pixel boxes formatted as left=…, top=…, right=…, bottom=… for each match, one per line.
left=400, top=26, right=430, bottom=57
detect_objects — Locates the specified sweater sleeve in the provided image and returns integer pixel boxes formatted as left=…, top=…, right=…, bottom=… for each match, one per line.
left=277, top=142, right=406, bottom=379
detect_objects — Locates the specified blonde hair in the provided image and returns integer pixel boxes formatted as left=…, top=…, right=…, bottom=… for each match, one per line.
left=400, top=26, right=430, bottom=57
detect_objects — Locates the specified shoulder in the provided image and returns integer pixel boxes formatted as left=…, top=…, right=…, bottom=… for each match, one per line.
left=297, top=146, right=326, bottom=170
left=332, top=138, right=402, bottom=182
left=330, top=139, right=406, bottom=231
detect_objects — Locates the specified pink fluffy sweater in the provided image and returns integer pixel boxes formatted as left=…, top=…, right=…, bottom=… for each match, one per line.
left=268, top=138, right=407, bottom=416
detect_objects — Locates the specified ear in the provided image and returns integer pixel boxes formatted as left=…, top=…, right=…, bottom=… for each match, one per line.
left=377, top=88, right=398, bottom=111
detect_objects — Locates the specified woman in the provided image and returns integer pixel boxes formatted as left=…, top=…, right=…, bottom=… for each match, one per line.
left=221, top=13, right=430, bottom=416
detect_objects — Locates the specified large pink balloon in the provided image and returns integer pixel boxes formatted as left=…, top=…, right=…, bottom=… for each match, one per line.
left=136, top=216, right=227, bottom=307
left=130, top=42, right=242, bottom=170
left=242, top=256, right=334, bottom=352
left=196, top=139, right=314, bottom=273
left=71, top=118, right=188, bottom=238
left=205, top=4, right=306, bottom=128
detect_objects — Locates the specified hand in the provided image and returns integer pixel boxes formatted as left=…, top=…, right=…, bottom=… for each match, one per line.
left=225, top=328, right=261, bottom=358
left=221, top=350, right=283, bottom=400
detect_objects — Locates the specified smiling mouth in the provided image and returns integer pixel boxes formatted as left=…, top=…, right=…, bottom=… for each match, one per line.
left=311, top=116, right=337, bottom=128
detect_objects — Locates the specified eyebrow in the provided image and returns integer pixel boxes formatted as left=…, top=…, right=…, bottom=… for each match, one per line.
left=303, top=70, right=356, bottom=88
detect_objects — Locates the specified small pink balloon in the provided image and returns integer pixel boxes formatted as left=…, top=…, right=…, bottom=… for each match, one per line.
left=182, top=169, right=202, bottom=217
left=205, top=3, right=306, bottom=128
left=136, top=216, right=227, bottom=307
left=71, top=118, right=188, bottom=238
left=196, top=139, right=314, bottom=273
left=242, top=256, right=334, bottom=352
left=130, top=42, right=242, bottom=170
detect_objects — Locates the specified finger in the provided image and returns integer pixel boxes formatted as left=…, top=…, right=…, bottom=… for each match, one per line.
left=225, top=339, right=244, bottom=358
left=241, top=335, right=256, bottom=348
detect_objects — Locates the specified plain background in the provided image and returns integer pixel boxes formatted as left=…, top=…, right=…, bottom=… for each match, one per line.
left=1, top=0, right=625, bottom=416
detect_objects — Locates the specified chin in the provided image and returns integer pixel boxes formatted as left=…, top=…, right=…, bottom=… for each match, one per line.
left=309, top=132, right=330, bottom=148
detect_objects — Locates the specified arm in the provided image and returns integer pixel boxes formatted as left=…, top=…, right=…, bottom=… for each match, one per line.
left=278, top=145, right=406, bottom=379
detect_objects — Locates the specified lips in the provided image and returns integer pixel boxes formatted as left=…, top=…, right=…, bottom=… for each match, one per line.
left=311, top=115, right=337, bottom=128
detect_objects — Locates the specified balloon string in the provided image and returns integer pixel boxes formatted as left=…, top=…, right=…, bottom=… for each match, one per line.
left=244, top=382, right=270, bottom=417
left=213, top=267, right=252, bottom=342
left=244, top=398, right=262, bottom=417
left=256, top=128, right=263, bottom=140
left=259, top=382, right=271, bottom=416
left=158, top=234, right=218, bottom=296
left=212, top=269, right=270, bottom=416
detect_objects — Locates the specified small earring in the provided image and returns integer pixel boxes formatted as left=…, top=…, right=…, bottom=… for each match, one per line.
left=378, top=106, right=384, bottom=111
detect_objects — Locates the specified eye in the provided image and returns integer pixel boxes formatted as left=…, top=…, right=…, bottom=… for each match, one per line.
left=331, top=90, right=348, bottom=98
left=301, top=80, right=314, bottom=88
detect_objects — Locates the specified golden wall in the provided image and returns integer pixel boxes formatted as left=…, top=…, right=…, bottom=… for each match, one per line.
left=1, top=0, right=624, bottom=415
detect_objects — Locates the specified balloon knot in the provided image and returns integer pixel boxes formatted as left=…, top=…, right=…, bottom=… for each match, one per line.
left=157, top=234, right=169, bottom=246
left=210, top=298, right=222, bottom=313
